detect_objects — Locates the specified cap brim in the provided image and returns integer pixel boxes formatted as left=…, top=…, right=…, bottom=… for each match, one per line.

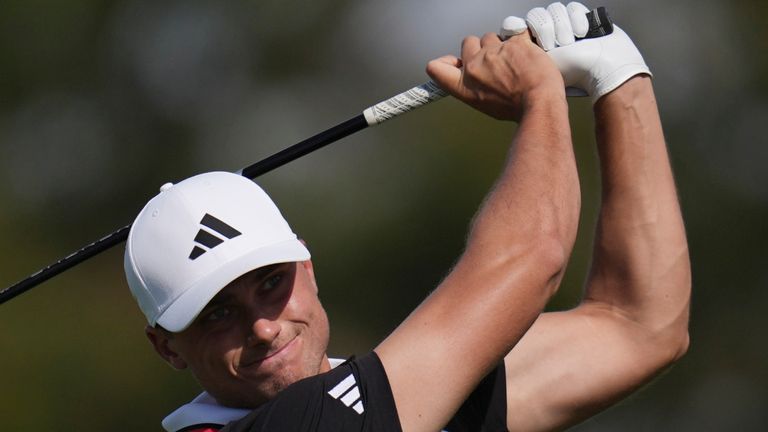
left=155, top=238, right=310, bottom=332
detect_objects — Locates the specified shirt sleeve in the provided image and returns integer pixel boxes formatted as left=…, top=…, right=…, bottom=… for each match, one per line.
left=443, top=361, right=508, bottom=432
left=220, top=352, right=402, bottom=432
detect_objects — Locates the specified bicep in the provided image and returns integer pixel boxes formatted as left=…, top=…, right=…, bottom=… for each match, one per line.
left=503, top=304, right=677, bottom=432
left=375, top=247, right=562, bottom=432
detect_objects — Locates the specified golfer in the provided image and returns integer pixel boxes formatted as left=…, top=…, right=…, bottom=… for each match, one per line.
left=124, top=3, right=690, bottom=431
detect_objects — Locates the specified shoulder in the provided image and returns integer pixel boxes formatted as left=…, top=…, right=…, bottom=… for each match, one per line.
left=222, top=352, right=402, bottom=432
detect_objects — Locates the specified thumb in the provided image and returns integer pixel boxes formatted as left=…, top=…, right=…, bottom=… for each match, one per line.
left=426, top=55, right=464, bottom=97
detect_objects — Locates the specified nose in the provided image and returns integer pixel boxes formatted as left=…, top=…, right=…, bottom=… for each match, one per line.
left=247, top=317, right=281, bottom=346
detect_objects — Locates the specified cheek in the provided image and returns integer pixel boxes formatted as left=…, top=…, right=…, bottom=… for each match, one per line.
left=183, top=332, right=243, bottom=378
left=305, top=298, right=331, bottom=348
left=285, top=289, right=329, bottom=342
left=289, top=290, right=326, bottom=324
left=282, top=279, right=316, bottom=317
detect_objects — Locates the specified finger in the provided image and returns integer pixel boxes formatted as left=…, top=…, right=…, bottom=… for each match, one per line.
left=430, top=55, right=462, bottom=69
left=461, top=35, right=481, bottom=62
left=547, top=2, right=575, bottom=46
left=526, top=7, right=556, bottom=50
left=480, top=32, right=502, bottom=48
left=499, top=15, right=527, bottom=40
left=566, top=2, right=590, bottom=38
left=426, top=55, right=464, bottom=96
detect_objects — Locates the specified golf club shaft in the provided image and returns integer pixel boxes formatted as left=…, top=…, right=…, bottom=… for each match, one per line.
left=0, top=82, right=447, bottom=304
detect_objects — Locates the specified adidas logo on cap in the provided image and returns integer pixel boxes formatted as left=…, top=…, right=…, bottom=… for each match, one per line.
left=189, top=213, right=242, bottom=260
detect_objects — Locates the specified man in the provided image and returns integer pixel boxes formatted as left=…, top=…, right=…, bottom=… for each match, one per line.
left=124, top=3, right=690, bottom=431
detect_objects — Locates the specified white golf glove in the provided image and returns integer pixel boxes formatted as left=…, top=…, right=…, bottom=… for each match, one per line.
left=501, top=2, right=652, bottom=102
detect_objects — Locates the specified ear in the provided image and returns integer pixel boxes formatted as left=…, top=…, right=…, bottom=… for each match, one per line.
left=145, top=325, right=188, bottom=370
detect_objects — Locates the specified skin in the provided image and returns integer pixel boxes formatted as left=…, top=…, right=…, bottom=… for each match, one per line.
left=145, top=24, right=689, bottom=432
left=376, top=30, right=581, bottom=432
left=146, top=260, right=331, bottom=408
left=501, top=76, right=690, bottom=431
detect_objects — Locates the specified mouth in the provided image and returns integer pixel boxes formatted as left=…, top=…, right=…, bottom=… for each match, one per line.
left=241, top=335, right=299, bottom=368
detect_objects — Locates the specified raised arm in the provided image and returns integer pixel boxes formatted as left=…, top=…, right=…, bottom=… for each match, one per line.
left=375, top=30, right=581, bottom=432
left=499, top=4, right=691, bottom=430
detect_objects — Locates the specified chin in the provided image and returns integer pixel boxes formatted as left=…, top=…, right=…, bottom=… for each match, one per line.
left=236, top=366, right=311, bottom=407
left=217, top=348, right=326, bottom=408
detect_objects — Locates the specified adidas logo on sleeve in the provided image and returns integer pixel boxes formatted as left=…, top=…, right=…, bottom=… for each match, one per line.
left=327, top=373, right=365, bottom=414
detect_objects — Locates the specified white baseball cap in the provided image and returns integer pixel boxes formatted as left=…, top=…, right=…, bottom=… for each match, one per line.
left=124, top=171, right=310, bottom=332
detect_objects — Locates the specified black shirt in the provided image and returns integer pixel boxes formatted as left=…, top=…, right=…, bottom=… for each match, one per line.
left=220, top=352, right=507, bottom=432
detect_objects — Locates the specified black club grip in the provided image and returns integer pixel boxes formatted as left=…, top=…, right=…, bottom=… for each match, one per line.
left=580, top=6, right=613, bottom=39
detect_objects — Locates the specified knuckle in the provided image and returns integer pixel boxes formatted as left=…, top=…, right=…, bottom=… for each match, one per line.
left=464, top=61, right=480, bottom=77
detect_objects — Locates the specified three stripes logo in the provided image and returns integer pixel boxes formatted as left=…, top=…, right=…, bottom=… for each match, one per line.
left=189, top=213, right=242, bottom=260
left=327, top=373, right=364, bottom=415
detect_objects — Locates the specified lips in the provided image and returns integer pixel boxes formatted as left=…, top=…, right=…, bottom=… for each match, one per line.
left=241, top=336, right=298, bottom=368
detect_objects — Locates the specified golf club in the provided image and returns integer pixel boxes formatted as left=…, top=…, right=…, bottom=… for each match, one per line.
left=0, top=7, right=613, bottom=304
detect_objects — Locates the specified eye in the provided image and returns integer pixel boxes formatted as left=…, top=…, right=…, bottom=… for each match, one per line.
left=262, top=273, right=283, bottom=292
left=202, top=306, right=232, bottom=323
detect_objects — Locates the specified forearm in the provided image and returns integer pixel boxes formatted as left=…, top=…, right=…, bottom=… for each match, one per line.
left=586, top=76, right=690, bottom=348
left=427, top=89, right=581, bottom=379
left=464, top=91, right=579, bottom=276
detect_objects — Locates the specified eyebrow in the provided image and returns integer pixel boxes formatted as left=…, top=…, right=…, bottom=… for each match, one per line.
left=201, top=292, right=235, bottom=311
left=249, top=264, right=282, bottom=282
left=202, top=263, right=285, bottom=309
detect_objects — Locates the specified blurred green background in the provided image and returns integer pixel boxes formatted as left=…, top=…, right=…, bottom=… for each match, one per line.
left=1, top=0, right=766, bottom=430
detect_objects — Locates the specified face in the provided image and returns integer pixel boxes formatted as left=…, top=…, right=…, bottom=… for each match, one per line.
left=146, top=260, right=331, bottom=408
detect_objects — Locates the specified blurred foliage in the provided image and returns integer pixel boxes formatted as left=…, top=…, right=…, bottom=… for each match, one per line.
left=1, top=0, right=767, bottom=430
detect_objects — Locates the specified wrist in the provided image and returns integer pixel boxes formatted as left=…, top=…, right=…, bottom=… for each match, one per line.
left=522, top=84, right=568, bottom=117
left=591, top=66, right=652, bottom=103
left=594, top=74, right=653, bottom=113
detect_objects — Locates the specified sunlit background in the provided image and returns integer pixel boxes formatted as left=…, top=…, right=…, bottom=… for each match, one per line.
left=1, top=0, right=766, bottom=430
